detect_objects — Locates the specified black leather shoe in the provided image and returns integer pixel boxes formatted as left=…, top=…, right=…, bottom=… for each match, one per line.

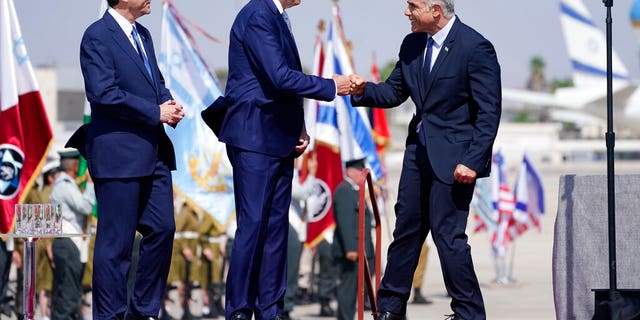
left=444, top=314, right=464, bottom=320
left=319, top=300, right=335, bottom=317
left=376, top=311, right=406, bottom=320
left=412, top=293, right=433, bottom=305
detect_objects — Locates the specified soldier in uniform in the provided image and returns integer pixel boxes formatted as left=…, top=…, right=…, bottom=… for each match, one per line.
left=174, top=198, right=201, bottom=317
left=283, top=154, right=318, bottom=319
left=49, top=149, right=95, bottom=320
left=332, top=158, right=375, bottom=320
left=23, top=160, right=61, bottom=320
left=198, top=211, right=226, bottom=318
left=81, top=215, right=97, bottom=319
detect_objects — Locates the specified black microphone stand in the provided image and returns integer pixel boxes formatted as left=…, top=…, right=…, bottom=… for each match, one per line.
left=603, top=0, right=616, bottom=297
left=592, top=1, right=640, bottom=318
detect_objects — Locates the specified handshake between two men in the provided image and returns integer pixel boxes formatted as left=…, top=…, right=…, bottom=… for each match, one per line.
left=162, top=73, right=368, bottom=129
left=331, top=74, right=368, bottom=96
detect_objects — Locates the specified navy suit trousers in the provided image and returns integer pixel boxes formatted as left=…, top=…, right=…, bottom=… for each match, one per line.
left=225, top=146, right=293, bottom=320
left=377, top=139, right=486, bottom=319
left=92, top=160, right=175, bottom=320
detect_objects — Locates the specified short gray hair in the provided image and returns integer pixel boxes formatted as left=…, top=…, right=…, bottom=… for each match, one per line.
left=427, top=0, right=455, bottom=19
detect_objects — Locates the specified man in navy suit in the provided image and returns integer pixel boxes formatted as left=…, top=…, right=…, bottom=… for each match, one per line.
left=219, top=0, right=352, bottom=319
left=72, top=0, right=184, bottom=319
left=351, top=1, right=501, bottom=319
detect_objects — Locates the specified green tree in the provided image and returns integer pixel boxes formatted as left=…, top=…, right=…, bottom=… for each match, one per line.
left=526, top=56, right=548, bottom=92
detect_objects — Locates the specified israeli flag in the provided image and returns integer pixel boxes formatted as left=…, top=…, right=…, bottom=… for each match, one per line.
left=159, top=3, right=234, bottom=228
left=317, top=20, right=382, bottom=180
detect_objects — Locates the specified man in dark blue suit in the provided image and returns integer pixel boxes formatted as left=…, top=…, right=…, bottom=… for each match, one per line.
left=219, top=0, right=352, bottom=319
left=351, top=1, right=501, bottom=319
left=71, top=0, right=184, bottom=319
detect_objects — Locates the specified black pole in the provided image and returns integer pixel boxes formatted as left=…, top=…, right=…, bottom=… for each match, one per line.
left=602, top=0, right=616, bottom=293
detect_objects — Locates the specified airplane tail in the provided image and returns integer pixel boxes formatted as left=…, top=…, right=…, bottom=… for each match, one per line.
left=559, top=0, right=630, bottom=87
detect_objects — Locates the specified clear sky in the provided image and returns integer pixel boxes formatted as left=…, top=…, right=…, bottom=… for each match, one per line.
left=12, top=0, right=640, bottom=88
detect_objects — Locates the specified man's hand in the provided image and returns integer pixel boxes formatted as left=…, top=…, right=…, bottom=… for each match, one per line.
left=12, top=250, right=22, bottom=268
left=333, top=74, right=352, bottom=96
left=349, top=74, right=366, bottom=95
left=182, top=247, right=194, bottom=261
left=453, top=164, right=477, bottom=184
left=307, top=152, right=318, bottom=176
left=159, top=100, right=184, bottom=127
left=294, top=128, right=310, bottom=156
left=203, top=247, right=214, bottom=261
left=346, top=251, right=358, bottom=261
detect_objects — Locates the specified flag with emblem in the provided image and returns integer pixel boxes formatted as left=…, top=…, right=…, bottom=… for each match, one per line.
left=0, top=0, right=53, bottom=233
left=159, top=2, right=233, bottom=230
left=303, top=20, right=343, bottom=247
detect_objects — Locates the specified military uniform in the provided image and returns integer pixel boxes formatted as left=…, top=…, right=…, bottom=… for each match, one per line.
left=173, top=203, right=201, bottom=282
left=198, top=212, right=225, bottom=317
left=82, top=217, right=97, bottom=288
left=332, top=176, right=375, bottom=320
left=49, top=169, right=95, bottom=320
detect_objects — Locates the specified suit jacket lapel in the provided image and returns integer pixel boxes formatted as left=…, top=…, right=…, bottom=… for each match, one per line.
left=103, top=14, right=156, bottom=89
left=422, top=18, right=461, bottom=104
left=263, top=0, right=302, bottom=70
left=278, top=18, right=302, bottom=69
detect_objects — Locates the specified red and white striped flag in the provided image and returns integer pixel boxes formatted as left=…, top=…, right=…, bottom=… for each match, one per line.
left=0, top=0, right=53, bottom=233
left=490, top=151, right=518, bottom=257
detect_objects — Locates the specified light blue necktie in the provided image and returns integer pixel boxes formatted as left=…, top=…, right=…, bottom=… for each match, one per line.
left=131, top=25, right=153, bottom=81
left=282, top=11, right=292, bottom=34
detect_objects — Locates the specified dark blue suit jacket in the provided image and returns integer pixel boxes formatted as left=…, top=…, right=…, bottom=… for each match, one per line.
left=74, top=12, right=176, bottom=179
left=219, top=0, right=336, bottom=158
left=353, top=18, right=501, bottom=184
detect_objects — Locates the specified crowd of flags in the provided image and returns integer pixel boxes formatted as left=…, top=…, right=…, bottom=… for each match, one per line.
left=471, top=151, right=545, bottom=259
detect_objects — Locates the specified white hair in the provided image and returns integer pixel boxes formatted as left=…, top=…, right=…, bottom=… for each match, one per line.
left=426, top=0, right=455, bottom=19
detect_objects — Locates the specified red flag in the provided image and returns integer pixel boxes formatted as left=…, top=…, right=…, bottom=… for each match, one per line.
left=370, top=55, right=391, bottom=158
left=0, top=0, right=53, bottom=233
left=304, top=144, right=342, bottom=247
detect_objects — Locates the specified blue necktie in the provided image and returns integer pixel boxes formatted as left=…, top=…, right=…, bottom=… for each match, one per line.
left=282, top=11, right=292, bottom=34
left=423, top=36, right=434, bottom=85
left=131, top=26, right=153, bottom=81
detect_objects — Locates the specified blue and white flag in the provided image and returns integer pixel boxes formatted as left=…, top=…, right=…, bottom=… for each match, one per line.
left=159, top=3, right=233, bottom=228
left=317, top=16, right=382, bottom=180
